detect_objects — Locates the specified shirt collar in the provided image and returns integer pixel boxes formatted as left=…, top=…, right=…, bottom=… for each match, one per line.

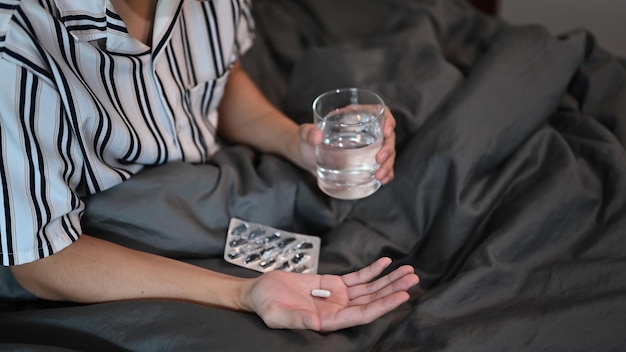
left=54, top=0, right=109, bottom=42
left=53, top=0, right=203, bottom=55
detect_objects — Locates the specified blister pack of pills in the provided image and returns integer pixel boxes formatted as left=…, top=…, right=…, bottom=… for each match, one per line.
left=223, top=218, right=321, bottom=274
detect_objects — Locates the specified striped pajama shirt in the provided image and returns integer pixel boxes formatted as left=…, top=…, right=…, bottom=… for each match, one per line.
left=0, top=0, right=254, bottom=265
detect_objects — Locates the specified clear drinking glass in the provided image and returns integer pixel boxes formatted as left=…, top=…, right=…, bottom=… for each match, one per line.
left=313, top=88, right=385, bottom=200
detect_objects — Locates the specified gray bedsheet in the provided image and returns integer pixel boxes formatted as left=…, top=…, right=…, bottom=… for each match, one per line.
left=1, top=0, right=625, bottom=350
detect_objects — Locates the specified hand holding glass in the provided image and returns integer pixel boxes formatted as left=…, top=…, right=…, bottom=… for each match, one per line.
left=313, top=88, right=385, bottom=200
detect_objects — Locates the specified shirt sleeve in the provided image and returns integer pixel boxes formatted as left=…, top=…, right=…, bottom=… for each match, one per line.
left=0, top=60, right=84, bottom=266
left=234, top=0, right=255, bottom=58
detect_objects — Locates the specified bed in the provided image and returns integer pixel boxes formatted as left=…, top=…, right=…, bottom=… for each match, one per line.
left=1, top=0, right=625, bottom=350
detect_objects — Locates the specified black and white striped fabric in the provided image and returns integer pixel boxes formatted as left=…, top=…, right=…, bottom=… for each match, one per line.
left=0, top=0, right=254, bottom=265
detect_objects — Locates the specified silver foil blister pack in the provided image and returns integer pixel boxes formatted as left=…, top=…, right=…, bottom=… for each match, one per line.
left=224, top=218, right=320, bottom=274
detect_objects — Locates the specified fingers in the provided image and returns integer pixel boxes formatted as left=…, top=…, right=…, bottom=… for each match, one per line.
left=375, top=110, right=396, bottom=184
left=341, top=257, right=393, bottom=287
left=375, top=152, right=395, bottom=185
left=321, top=291, right=411, bottom=332
left=341, top=258, right=418, bottom=303
left=348, top=268, right=419, bottom=305
left=348, top=264, right=417, bottom=297
left=320, top=262, right=418, bottom=331
left=382, top=108, right=397, bottom=138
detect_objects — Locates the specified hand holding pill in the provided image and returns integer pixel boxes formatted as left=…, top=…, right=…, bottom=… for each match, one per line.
left=242, top=257, right=420, bottom=332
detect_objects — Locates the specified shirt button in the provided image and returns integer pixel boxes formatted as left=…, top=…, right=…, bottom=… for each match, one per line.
left=176, top=124, right=182, bottom=133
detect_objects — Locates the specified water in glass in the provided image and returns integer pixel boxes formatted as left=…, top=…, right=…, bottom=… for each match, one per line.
left=316, top=111, right=382, bottom=200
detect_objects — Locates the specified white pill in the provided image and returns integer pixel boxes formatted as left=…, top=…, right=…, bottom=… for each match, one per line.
left=311, top=289, right=331, bottom=298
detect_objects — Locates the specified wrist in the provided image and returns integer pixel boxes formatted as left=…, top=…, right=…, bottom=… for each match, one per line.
left=235, top=277, right=256, bottom=313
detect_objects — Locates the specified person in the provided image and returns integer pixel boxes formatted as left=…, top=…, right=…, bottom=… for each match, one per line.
left=0, top=0, right=419, bottom=331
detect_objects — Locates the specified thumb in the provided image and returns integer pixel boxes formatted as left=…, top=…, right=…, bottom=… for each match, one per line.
left=264, top=308, right=321, bottom=331
left=298, top=123, right=322, bottom=146
left=299, top=309, right=323, bottom=331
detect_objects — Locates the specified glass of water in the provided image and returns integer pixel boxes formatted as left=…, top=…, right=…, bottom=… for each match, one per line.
left=313, top=88, right=385, bottom=200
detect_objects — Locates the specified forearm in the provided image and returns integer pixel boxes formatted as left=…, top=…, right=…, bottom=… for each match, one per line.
left=217, top=62, right=300, bottom=164
left=10, top=234, right=253, bottom=311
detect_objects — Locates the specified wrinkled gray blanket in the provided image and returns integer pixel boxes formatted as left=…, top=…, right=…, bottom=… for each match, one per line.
left=1, top=0, right=625, bottom=351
